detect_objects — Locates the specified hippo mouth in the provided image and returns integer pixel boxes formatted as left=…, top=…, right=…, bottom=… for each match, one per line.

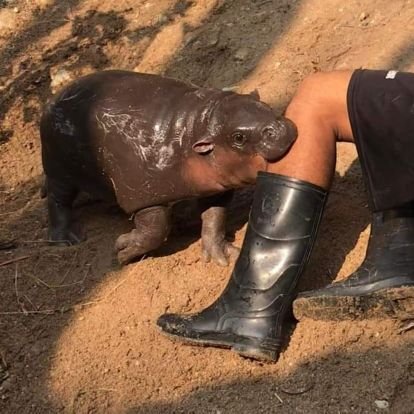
left=256, top=117, right=297, bottom=161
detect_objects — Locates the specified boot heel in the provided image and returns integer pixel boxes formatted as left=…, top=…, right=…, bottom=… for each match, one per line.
left=232, top=338, right=282, bottom=362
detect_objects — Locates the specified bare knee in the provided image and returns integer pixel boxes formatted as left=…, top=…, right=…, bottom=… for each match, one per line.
left=286, top=71, right=354, bottom=141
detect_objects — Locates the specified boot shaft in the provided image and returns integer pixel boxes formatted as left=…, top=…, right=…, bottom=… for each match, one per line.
left=227, top=172, right=327, bottom=305
left=365, top=202, right=414, bottom=271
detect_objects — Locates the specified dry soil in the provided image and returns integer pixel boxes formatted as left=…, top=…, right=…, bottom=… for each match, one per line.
left=0, top=0, right=413, bottom=413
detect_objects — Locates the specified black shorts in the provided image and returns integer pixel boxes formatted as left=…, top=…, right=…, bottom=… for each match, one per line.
left=347, top=69, right=414, bottom=211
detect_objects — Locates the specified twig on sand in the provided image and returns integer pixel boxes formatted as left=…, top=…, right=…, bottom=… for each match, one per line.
left=257, top=0, right=273, bottom=5
left=0, top=255, right=30, bottom=267
left=96, top=388, right=120, bottom=393
left=23, top=294, right=38, bottom=312
left=59, top=250, right=79, bottom=284
left=27, top=264, right=90, bottom=289
left=14, top=264, right=19, bottom=302
left=326, top=46, right=352, bottom=62
left=280, top=383, right=314, bottom=395
left=0, top=350, right=8, bottom=384
left=398, top=320, right=414, bottom=334
left=274, top=391, right=283, bottom=403
left=22, top=239, right=65, bottom=244
left=0, top=278, right=127, bottom=316
left=14, top=264, right=29, bottom=315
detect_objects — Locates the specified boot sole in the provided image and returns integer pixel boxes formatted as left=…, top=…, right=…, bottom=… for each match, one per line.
left=157, top=328, right=282, bottom=362
left=293, top=286, right=414, bottom=321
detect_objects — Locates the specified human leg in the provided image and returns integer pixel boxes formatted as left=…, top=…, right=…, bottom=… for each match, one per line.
left=295, top=69, right=414, bottom=320
left=294, top=204, right=414, bottom=321
left=266, top=70, right=354, bottom=187
left=157, top=71, right=354, bottom=361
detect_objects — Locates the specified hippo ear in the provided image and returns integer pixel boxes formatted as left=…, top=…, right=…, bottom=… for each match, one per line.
left=250, top=89, right=260, bottom=101
left=192, top=137, right=215, bottom=155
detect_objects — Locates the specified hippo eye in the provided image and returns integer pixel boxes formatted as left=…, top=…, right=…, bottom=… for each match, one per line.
left=232, top=132, right=247, bottom=148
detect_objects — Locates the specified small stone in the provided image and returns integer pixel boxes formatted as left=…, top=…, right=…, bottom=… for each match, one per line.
left=206, top=31, right=220, bottom=47
left=234, top=47, right=250, bottom=61
left=13, top=7, right=19, bottom=13
left=183, top=31, right=197, bottom=46
left=375, top=400, right=389, bottom=409
left=157, top=14, right=169, bottom=24
left=0, top=378, right=11, bottom=393
left=50, top=68, right=74, bottom=93
left=221, top=86, right=237, bottom=92
left=359, top=12, right=369, bottom=21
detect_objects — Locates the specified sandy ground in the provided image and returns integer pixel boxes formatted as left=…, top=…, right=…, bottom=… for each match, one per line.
left=0, top=0, right=413, bottom=412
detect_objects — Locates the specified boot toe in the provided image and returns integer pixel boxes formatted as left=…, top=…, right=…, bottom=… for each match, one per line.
left=157, top=313, right=195, bottom=337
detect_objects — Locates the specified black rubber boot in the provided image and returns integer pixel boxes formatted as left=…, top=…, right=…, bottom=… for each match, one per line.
left=157, top=172, right=327, bottom=361
left=294, top=204, right=414, bottom=321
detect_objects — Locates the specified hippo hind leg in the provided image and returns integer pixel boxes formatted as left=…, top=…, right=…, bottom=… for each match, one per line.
left=47, top=177, right=84, bottom=245
left=115, top=205, right=171, bottom=265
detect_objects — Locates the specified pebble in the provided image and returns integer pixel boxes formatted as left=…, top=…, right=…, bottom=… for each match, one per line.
left=206, top=31, right=220, bottom=47
left=0, top=378, right=12, bottom=393
left=50, top=68, right=74, bottom=93
left=374, top=400, right=389, bottom=409
left=234, top=47, right=250, bottom=61
left=157, top=14, right=169, bottom=24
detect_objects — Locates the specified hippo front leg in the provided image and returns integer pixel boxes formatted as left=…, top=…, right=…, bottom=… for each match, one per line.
left=115, top=205, right=171, bottom=265
left=200, top=192, right=240, bottom=266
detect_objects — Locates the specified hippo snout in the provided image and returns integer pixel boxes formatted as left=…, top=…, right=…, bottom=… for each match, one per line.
left=256, top=117, right=297, bottom=161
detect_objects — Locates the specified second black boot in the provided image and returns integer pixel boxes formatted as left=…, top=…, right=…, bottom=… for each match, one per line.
left=157, top=172, right=327, bottom=361
left=294, top=204, right=414, bottom=321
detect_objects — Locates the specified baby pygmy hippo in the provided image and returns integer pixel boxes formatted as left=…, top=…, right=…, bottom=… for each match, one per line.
left=40, top=70, right=297, bottom=265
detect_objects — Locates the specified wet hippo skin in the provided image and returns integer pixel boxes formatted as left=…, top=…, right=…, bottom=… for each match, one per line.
left=40, top=70, right=297, bottom=265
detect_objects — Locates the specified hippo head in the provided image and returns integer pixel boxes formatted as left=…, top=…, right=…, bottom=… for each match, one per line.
left=192, top=91, right=297, bottom=162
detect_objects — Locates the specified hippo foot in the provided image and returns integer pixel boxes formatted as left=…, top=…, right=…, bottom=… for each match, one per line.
left=48, top=227, right=85, bottom=246
left=115, top=231, right=147, bottom=265
left=115, top=229, right=166, bottom=265
left=201, top=240, right=240, bottom=266
left=115, top=206, right=171, bottom=265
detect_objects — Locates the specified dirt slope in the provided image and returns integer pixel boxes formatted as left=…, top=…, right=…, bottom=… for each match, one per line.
left=0, top=0, right=413, bottom=413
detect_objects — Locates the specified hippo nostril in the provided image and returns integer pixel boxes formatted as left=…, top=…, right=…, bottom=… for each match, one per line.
left=261, top=126, right=278, bottom=142
left=255, top=118, right=298, bottom=161
left=278, top=118, right=298, bottom=143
